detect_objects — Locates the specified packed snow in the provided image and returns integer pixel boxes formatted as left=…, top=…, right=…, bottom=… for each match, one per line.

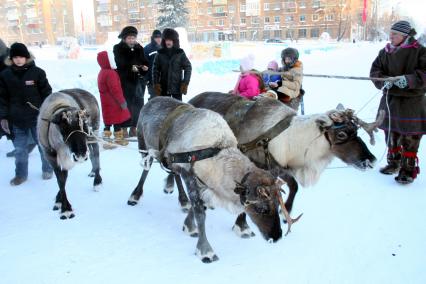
left=0, top=41, right=425, bottom=284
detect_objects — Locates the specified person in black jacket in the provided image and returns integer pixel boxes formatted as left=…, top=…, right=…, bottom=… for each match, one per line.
left=152, top=28, right=192, bottom=101
left=113, top=26, right=149, bottom=137
left=144, top=30, right=162, bottom=100
left=0, top=43, right=53, bottom=186
left=0, top=39, right=37, bottom=157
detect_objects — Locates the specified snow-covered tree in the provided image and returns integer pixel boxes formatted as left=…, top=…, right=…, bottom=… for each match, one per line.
left=157, top=0, right=189, bottom=29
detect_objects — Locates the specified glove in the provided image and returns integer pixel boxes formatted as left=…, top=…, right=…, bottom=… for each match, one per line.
left=1, top=119, right=10, bottom=134
left=132, top=65, right=139, bottom=73
left=154, top=84, right=162, bottom=96
left=120, top=102, right=128, bottom=110
left=180, top=83, right=188, bottom=95
left=393, top=75, right=408, bottom=89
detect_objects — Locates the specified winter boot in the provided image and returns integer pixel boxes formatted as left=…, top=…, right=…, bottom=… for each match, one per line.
left=380, top=146, right=402, bottom=175
left=10, top=176, right=27, bottom=186
left=395, top=152, right=420, bottom=185
left=114, top=129, right=129, bottom=146
left=122, top=128, right=129, bottom=139
left=129, top=127, right=137, bottom=137
left=102, top=130, right=117, bottom=150
left=42, top=171, right=53, bottom=180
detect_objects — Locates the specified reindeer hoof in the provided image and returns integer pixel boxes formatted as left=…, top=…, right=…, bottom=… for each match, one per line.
left=196, top=249, right=219, bottom=263
left=163, top=187, right=174, bottom=194
left=60, top=211, right=75, bottom=219
left=232, top=224, right=255, bottom=239
left=183, top=224, right=198, bottom=238
left=127, top=196, right=139, bottom=206
left=180, top=202, right=191, bottom=213
left=52, top=203, right=61, bottom=211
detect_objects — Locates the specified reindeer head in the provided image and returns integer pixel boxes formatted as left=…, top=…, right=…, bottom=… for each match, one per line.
left=315, top=104, right=384, bottom=170
left=51, top=108, right=91, bottom=163
left=235, top=170, right=283, bottom=242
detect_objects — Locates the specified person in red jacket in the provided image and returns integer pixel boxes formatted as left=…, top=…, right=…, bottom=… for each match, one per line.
left=97, top=50, right=131, bottom=148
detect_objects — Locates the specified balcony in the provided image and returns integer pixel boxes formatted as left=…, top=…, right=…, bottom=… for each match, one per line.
left=212, top=12, right=227, bottom=17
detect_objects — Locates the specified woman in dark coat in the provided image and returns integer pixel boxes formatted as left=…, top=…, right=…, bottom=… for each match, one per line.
left=113, top=26, right=149, bottom=136
left=152, top=28, right=192, bottom=101
left=370, top=20, right=426, bottom=184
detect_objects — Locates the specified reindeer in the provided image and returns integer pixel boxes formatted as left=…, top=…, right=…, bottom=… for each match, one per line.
left=189, top=92, right=383, bottom=232
left=37, top=89, right=102, bottom=219
left=126, top=97, right=301, bottom=263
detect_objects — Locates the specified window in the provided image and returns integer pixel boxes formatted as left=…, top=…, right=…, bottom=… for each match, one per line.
left=241, top=18, right=246, bottom=24
left=264, top=3, right=270, bottom=10
left=310, top=28, right=319, bottom=38
left=300, top=1, right=306, bottom=8
left=229, top=5, right=235, bottom=13
left=218, top=19, right=224, bottom=26
left=286, top=30, right=294, bottom=39
left=272, top=3, right=280, bottom=10
left=283, top=1, right=296, bottom=13
left=298, top=29, right=307, bottom=38
left=240, top=31, right=247, bottom=40
left=264, top=17, right=270, bottom=24
left=208, top=21, right=214, bottom=26
left=274, top=30, right=282, bottom=38
left=240, top=5, right=246, bottom=12
left=263, top=30, right=270, bottom=39
left=252, top=17, right=260, bottom=24
left=299, top=15, right=305, bottom=22
left=274, top=16, right=280, bottom=23
left=207, top=7, right=212, bottom=14
left=325, top=14, right=334, bottom=21
left=215, top=7, right=224, bottom=13
left=285, top=15, right=294, bottom=22
left=312, top=0, right=320, bottom=8
left=312, top=14, right=319, bottom=21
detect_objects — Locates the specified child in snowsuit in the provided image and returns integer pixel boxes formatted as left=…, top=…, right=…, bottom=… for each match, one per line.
left=0, top=43, right=53, bottom=186
left=232, top=54, right=265, bottom=100
left=97, top=50, right=131, bottom=148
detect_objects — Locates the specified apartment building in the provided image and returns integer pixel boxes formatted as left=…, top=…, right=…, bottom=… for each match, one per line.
left=0, top=0, right=75, bottom=45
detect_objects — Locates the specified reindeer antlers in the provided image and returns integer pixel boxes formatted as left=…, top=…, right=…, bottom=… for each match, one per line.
left=353, top=110, right=385, bottom=146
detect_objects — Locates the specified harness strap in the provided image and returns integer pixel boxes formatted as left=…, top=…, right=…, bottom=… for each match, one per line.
left=238, top=114, right=296, bottom=153
left=168, top=147, right=222, bottom=164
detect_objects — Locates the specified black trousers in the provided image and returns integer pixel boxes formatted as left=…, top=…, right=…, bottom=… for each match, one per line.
left=123, top=78, right=145, bottom=127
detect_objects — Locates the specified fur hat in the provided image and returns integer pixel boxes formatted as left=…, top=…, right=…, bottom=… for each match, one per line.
left=161, top=28, right=180, bottom=48
left=391, top=20, right=412, bottom=36
left=9, top=42, right=30, bottom=58
left=267, top=60, right=279, bottom=71
left=118, top=26, right=138, bottom=39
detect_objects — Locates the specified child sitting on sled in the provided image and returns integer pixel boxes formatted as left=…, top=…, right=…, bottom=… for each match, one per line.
left=231, top=54, right=266, bottom=100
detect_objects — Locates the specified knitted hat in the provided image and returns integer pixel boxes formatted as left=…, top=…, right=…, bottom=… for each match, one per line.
left=240, top=54, right=255, bottom=72
left=9, top=42, right=30, bottom=58
left=390, top=20, right=412, bottom=36
left=267, top=60, right=279, bottom=71
left=152, top=30, right=162, bottom=38
left=118, top=26, right=138, bottom=39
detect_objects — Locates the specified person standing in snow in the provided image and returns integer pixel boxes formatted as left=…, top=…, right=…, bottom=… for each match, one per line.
left=370, top=20, right=426, bottom=184
left=152, top=28, right=192, bottom=101
left=113, top=26, right=149, bottom=137
left=271, top=47, right=304, bottom=110
left=232, top=54, right=265, bottom=100
left=144, top=30, right=162, bottom=100
left=0, top=43, right=53, bottom=186
left=97, top=50, right=131, bottom=148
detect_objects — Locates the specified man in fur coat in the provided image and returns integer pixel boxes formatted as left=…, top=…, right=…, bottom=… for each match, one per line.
left=370, top=20, right=426, bottom=184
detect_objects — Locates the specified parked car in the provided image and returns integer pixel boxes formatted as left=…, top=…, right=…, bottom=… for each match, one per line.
left=264, top=38, right=288, bottom=44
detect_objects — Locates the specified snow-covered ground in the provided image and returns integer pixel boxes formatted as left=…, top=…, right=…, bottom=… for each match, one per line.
left=0, top=42, right=425, bottom=284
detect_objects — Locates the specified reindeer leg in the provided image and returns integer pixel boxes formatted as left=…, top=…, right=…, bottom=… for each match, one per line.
left=174, top=174, right=191, bottom=212
left=232, top=213, right=255, bottom=238
left=183, top=207, right=198, bottom=237
left=128, top=157, right=153, bottom=206
left=163, top=173, right=175, bottom=194
left=89, top=143, right=102, bottom=191
left=280, top=172, right=298, bottom=216
left=181, top=170, right=218, bottom=263
left=53, top=167, right=74, bottom=219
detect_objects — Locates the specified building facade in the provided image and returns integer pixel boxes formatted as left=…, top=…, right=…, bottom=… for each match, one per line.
left=0, top=0, right=75, bottom=45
